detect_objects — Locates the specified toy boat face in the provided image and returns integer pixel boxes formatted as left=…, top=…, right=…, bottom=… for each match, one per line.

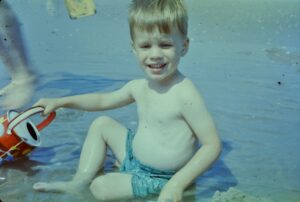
left=0, top=107, right=56, bottom=164
left=8, top=111, right=41, bottom=147
left=0, top=111, right=39, bottom=163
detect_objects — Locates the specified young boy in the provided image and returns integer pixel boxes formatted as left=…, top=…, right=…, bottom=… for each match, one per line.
left=33, top=0, right=221, bottom=201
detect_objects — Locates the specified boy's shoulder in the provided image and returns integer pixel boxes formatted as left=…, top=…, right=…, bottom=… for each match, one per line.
left=121, top=78, right=147, bottom=94
left=176, top=77, right=203, bottom=101
left=177, top=77, right=199, bottom=93
left=124, top=78, right=146, bottom=89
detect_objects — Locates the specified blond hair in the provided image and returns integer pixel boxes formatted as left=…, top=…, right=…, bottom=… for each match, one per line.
left=128, top=0, right=188, bottom=40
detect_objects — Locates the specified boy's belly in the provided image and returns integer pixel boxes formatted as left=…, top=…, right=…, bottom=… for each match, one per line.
left=132, top=128, right=196, bottom=171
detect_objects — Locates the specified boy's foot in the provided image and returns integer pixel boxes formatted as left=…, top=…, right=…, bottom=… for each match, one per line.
left=33, top=181, right=84, bottom=193
left=0, top=176, right=6, bottom=184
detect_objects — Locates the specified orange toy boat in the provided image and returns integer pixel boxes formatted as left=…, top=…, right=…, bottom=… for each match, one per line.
left=0, top=107, right=55, bottom=165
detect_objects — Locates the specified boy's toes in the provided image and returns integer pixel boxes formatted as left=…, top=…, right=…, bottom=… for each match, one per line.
left=33, top=182, right=49, bottom=191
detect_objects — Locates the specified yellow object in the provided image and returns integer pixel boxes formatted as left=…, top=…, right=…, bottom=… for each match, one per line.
left=64, top=0, right=96, bottom=19
left=0, top=117, right=5, bottom=124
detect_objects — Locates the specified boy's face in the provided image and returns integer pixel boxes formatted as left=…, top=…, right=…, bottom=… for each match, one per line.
left=132, top=26, right=189, bottom=83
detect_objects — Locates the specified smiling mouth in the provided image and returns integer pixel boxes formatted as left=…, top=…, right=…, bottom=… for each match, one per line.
left=147, top=63, right=167, bottom=70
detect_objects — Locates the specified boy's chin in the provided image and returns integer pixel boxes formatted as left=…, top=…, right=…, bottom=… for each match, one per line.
left=145, top=73, right=164, bottom=80
left=146, top=75, right=173, bottom=84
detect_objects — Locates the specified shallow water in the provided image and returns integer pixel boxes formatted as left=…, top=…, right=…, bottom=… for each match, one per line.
left=1, top=0, right=300, bottom=201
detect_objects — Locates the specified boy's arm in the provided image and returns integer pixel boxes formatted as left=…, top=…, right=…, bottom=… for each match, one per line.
left=35, top=80, right=136, bottom=114
left=159, top=80, right=221, bottom=201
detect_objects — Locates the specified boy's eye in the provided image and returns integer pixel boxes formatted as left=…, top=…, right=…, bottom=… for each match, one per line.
left=140, top=44, right=151, bottom=49
left=160, top=43, right=173, bottom=48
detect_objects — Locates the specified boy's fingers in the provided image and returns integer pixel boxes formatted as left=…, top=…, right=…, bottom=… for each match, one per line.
left=33, top=98, right=48, bottom=108
left=43, top=107, right=52, bottom=116
left=33, top=103, right=40, bottom=107
left=33, top=100, right=43, bottom=107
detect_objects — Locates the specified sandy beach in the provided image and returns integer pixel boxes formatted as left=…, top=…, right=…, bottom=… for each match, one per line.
left=0, top=0, right=299, bottom=201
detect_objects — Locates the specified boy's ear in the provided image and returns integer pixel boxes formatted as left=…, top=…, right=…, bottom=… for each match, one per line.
left=181, top=38, right=190, bottom=56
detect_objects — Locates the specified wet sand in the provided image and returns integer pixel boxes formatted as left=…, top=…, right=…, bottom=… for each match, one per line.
left=1, top=0, right=299, bottom=201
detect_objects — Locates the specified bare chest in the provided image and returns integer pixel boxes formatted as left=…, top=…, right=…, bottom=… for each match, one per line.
left=136, top=91, right=182, bottom=124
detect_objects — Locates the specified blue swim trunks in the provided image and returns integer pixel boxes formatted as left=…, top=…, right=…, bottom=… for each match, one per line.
left=119, top=129, right=176, bottom=198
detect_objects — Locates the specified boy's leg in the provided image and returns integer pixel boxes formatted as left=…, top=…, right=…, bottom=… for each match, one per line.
left=33, top=116, right=128, bottom=193
left=90, top=173, right=134, bottom=201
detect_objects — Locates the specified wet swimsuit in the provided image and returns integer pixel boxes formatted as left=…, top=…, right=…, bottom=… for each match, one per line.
left=119, top=129, right=176, bottom=198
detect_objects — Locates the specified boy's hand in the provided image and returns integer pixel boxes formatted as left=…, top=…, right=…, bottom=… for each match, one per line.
left=34, top=98, right=60, bottom=115
left=158, top=181, right=183, bottom=202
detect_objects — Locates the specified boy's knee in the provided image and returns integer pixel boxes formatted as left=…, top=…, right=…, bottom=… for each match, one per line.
left=90, top=176, right=115, bottom=201
left=91, top=116, right=113, bottom=129
left=90, top=177, right=110, bottom=201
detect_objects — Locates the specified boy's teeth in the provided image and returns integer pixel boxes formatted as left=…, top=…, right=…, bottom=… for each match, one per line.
left=149, top=64, right=164, bottom=68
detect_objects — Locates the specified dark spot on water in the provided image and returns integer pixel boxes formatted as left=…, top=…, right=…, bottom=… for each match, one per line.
left=3, top=38, right=7, bottom=41
left=277, top=81, right=282, bottom=85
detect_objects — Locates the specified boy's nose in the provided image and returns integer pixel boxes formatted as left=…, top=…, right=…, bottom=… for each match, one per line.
left=149, top=46, right=163, bottom=60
